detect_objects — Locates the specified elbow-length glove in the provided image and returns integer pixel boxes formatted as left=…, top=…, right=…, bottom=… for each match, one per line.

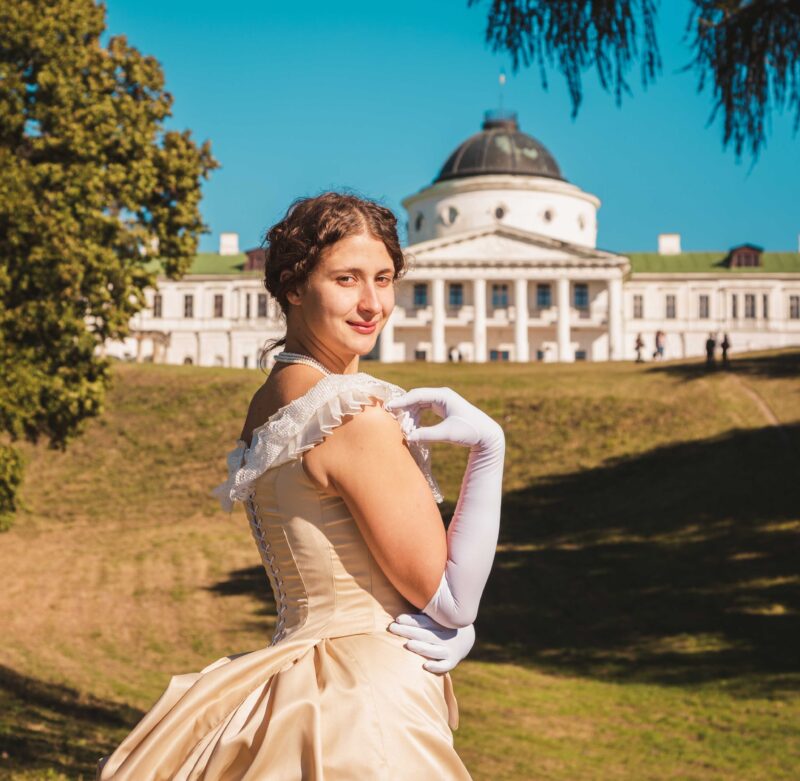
left=385, top=387, right=505, bottom=629
left=387, top=613, right=476, bottom=674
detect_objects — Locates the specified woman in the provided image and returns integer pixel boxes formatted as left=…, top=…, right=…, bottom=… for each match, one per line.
left=97, top=192, right=505, bottom=780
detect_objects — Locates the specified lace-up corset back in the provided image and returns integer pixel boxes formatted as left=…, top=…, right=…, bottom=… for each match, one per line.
left=246, top=458, right=416, bottom=646
left=211, top=372, right=445, bottom=647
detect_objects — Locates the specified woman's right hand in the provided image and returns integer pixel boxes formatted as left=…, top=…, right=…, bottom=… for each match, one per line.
left=384, top=387, right=503, bottom=451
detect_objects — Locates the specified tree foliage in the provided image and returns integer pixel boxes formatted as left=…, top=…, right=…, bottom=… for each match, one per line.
left=0, top=0, right=218, bottom=527
left=469, top=0, right=800, bottom=158
left=686, top=1, right=800, bottom=157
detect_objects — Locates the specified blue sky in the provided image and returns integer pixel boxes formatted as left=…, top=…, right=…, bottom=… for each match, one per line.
left=105, top=0, right=799, bottom=254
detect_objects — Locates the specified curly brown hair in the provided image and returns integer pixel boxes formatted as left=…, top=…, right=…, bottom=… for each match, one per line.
left=258, top=191, right=408, bottom=371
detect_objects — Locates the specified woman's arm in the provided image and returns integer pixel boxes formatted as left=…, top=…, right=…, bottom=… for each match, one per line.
left=301, top=399, right=447, bottom=609
left=385, top=388, right=505, bottom=629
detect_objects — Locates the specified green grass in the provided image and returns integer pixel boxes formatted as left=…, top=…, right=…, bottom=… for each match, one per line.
left=1, top=349, right=798, bottom=779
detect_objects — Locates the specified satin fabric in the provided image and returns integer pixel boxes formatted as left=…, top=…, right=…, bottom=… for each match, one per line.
left=98, top=457, right=471, bottom=780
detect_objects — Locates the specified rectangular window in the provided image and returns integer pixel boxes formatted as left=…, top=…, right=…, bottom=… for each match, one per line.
left=633, top=294, right=643, bottom=319
left=243, top=355, right=249, bottom=368
left=665, top=294, right=676, bottom=319
left=698, top=294, right=709, bottom=319
left=489, top=349, right=510, bottom=361
left=414, top=349, right=427, bottom=360
left=762, top=293, right=769, bottom=319
left=448, top=283, right=463, bottom=307
left=790, top=295, right=800, bottom=319
left=213, top=294, right=224, bottom=318
left=536, top=284, right=552, bottom=309
left=731, top=294, right=738, bottom=319
left=183, top=293, right=194, bottom=318
left=245, top=293, right=251, bottom=319
left=413, top=283, right=428, bottom=308
left=153, top=293, right=162, bottom=318
left=575, top=350, right=587, bottom=361
left=257, top=293, right=267, bottom=318
left=745, top=293, right=756, bottom=318
left=574, top=283, right=589, bottom=310
left=491, top=283, right=509, bottom=308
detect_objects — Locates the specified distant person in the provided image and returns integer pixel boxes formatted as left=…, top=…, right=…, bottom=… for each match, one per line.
left=635, top=333, right=644, bottom=363
left=721, top=333, right=731, bottom=366
left=653, top=330, right=665, bottom=361
left=705, top=332, right=717, bottom=368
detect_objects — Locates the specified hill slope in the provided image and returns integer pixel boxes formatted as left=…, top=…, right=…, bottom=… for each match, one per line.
left=1, top=351, right=799, bottom=780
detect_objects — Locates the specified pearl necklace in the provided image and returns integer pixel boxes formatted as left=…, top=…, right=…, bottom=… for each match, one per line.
left=273, top=350, right=333, bottom=376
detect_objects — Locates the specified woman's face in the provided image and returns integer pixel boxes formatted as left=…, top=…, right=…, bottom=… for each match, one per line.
left=287, top=231, right=396, bottom=359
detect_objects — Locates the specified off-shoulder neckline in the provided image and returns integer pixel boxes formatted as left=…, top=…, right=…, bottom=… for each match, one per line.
left=236, top=371, right=382, bottom=451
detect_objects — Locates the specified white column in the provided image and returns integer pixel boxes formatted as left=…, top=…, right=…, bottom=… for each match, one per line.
left=431, top=278, right=446, bottom=362
left=557, top=277, right=572, bottom=362
left=608, top=276, right=623, bottom=360
left=379, top=309, right=395, bottom=362
left=473, top=278, right=487, bottom=362
left=514, top=277, right=529, bottom=362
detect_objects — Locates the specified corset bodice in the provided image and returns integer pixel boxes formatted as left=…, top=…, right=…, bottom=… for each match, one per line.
left=211, top=371, right=445, bottom=647
left=246, top=458, right=414, bottom=646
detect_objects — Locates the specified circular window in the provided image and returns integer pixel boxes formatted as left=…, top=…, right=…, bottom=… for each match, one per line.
left=495, top=206, right=506, bottom=220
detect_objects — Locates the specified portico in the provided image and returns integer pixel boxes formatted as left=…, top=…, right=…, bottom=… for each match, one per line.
left=380, top=225, right=629, bottom=363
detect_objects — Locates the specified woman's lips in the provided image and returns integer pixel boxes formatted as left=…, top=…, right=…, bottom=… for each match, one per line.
left=347, top=320, right=378, bottom=334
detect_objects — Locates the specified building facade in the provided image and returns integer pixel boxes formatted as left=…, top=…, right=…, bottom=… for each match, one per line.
left=102, top=112, right=800, bottom=367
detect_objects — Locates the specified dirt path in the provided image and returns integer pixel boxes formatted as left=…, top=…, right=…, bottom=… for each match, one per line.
left=728, top=373, right=797, bottom=456
left=730, top=373, right=781, bottom=426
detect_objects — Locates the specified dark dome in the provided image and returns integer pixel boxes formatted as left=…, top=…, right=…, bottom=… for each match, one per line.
left=435, top=111, right=563, bottom=183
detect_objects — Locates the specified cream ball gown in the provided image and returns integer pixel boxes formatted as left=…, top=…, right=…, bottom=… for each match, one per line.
left=97, top=372, right=472, bottom=780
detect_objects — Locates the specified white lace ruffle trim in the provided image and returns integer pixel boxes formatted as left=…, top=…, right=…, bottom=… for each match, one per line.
left=211, top=373, right=444, bottom=513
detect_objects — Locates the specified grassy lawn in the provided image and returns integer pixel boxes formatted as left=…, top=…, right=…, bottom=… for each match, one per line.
left=1, top=349, right=798, bottom=780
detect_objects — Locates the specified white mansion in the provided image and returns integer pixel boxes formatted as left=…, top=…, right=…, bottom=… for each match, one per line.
left=103, top=112, right=800, bottom=367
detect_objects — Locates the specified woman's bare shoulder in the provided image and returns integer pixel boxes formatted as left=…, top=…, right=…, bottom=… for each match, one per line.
left=239, top=365, right=327, bottom=442
left=300, top=397, right=405, bottom=491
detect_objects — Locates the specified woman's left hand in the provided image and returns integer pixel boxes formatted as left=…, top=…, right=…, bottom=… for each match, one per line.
left=388, top=613, right=475, bottom=674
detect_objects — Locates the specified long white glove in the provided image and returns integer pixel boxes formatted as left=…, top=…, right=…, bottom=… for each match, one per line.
left=387, top=613, right=476, bottom=674
left=384, top=387, right=505, bottom=629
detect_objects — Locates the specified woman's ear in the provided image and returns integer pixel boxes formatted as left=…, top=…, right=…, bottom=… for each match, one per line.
left=281, top=270, right=302, bottom=306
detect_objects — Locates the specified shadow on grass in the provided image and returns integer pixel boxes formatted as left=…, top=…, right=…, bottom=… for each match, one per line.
left=206, top=564, right=278, bottom=624
left=0, top=664, right=141, bottom=779
left=480, top=422, right=800, bottom=695
left=645, top=348, right=800, bottom=381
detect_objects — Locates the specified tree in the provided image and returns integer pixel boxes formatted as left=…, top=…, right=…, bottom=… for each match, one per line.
left=0, top=0, right=218, bottom=528
left=469, top=0, right=800, bottom=158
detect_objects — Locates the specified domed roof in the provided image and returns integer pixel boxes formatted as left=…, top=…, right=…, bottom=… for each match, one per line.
left=435, top=111, right=563, bottom=183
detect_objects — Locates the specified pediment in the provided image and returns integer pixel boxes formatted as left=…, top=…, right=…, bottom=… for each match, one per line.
left=405, top=226, right=626, bottom=268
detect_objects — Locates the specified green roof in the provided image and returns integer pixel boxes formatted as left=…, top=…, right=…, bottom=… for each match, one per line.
left=143, top=253, right=260, bottom=276
left=626, top=252, right=800, bottom=274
